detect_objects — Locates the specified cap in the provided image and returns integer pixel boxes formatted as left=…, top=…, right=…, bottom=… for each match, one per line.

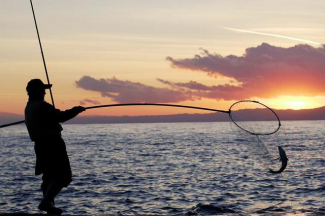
left=26, top=79, right=52, bottom=93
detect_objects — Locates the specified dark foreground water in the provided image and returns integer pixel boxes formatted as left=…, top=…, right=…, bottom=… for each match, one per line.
left=0, top=121, right=324, bottom=215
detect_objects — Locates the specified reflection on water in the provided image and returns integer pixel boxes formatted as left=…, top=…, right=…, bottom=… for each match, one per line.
left=0, top=121, right=324, bottom=215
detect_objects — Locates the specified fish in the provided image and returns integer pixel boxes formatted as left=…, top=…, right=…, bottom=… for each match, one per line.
left=269, top=146, right=288, bottom=174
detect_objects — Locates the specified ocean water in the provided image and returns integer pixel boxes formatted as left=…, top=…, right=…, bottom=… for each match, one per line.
left=0, top=121, right=324, bottom=215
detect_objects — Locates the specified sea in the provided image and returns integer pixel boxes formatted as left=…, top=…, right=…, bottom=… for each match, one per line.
left=0, top=121, right=324, bottom=215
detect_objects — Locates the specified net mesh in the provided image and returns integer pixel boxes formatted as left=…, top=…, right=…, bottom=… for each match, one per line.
left=229, top=101, right=280, bottom=135
left=229, top=101, right=286, bottom=171
left=232, top=126, right=287, bottom=171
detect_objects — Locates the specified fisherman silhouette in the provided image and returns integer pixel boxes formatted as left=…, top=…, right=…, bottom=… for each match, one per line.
left=24, top=79, right=85, bottom=214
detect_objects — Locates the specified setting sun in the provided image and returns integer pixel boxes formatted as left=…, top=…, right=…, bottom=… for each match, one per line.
left=285, top=100, right=307, bottom=110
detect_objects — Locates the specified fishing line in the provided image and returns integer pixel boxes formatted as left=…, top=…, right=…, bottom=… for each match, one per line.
left=85, top=101, right=286, bottom=173
left=231, top=111, right=288, bottom=173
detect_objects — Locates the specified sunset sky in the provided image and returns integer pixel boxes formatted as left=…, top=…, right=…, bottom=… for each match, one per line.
left=1, top=0, right=324, bottom=117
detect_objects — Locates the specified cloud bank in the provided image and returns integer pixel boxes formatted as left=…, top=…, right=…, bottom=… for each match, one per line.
left=76, top=43, right=325, bottom=103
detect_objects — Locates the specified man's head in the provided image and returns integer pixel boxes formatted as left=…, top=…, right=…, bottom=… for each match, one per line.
left=26, top=79, right=52, bottom=100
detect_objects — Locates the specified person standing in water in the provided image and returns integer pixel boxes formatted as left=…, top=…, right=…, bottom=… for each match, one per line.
left=25, top=79, right=85, bottom=214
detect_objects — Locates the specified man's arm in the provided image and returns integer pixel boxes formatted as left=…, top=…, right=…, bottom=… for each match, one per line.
left=56, top=106, right=86, bottom=123
left=42, top=102, right=85, bottom=123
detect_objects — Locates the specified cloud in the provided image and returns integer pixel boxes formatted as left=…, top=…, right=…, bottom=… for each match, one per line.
left=79, top=98, right=101, bottom=106
left=75, top=76, right=195, bottom=103
left=157, top=78, right=249, bottom=100
left=166, top=43, right=325, bottom=100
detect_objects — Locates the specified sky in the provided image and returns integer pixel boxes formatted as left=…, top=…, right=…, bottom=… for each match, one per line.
left=0, top=0, right=324, bottom=117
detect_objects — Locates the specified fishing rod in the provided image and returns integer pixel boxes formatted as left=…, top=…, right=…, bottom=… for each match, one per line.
left=30, top=0, right=55, bottom=107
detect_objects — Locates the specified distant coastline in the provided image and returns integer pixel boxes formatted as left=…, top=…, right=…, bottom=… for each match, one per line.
left=1, top=106, right=325, bottom=125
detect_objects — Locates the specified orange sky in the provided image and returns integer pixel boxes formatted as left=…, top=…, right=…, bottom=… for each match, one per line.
left=0, top=0, right=324, bottom=117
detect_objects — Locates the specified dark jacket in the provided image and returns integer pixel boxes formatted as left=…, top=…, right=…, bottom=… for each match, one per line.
left=25, top=100, right=80, bottom=141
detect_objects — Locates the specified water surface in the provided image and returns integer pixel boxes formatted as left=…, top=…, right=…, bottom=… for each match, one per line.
left=0, top=121, right=324, bottom=215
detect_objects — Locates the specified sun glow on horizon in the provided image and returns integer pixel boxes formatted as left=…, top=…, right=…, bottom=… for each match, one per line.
left=260, top=96, right=324, bottom=111
left=284, top=100, right=307, bottom=110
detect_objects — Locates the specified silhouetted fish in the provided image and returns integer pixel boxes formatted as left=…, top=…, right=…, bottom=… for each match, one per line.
left=269, top=146, right=288, bottom=174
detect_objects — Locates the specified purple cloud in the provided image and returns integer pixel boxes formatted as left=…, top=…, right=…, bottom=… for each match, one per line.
left=157, top=79, right=250, bottom=100
left=75, top=76, right=195, bottom=103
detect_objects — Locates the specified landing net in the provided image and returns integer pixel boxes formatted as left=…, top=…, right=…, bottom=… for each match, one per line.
left=229, top=101, right=285, bottom=171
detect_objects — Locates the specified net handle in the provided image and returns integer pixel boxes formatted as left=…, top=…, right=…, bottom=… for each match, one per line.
left=229, top=100, right=281, bottom=135
left=85, top=103, right=229, bottom=113
left=1, top=101, right=280, bottom=131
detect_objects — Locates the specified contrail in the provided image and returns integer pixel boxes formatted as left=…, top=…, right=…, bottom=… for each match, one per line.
left=223, top=27, right=321, bottom=46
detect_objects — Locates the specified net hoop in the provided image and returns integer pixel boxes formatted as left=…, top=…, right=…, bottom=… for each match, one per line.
left=229, top=100, right=281, bottom=135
